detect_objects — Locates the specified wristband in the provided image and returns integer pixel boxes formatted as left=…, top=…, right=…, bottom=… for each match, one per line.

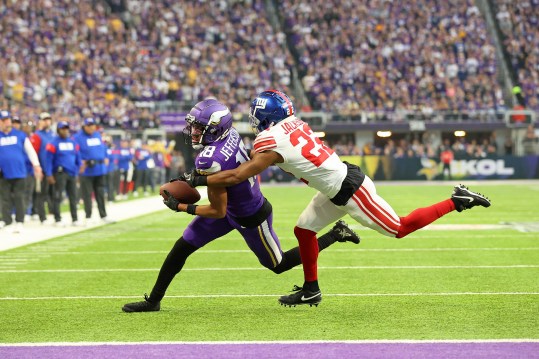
left=194, top=176, right=208, bottom=187
left=186, top=204, right=198, bottom=215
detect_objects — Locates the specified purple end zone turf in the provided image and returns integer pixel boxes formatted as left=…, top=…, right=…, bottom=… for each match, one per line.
left=1, top=342, right=538, bottom=359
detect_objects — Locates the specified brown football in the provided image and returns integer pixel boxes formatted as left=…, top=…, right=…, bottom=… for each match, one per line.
left=160, top=181, right=201, bottom=204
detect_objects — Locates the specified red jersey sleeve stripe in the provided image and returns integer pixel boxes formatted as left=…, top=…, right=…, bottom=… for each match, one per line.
left=253, top=138, right=277, bottom=153
left=253, top=144, right=277, bottom=153
left=253, top=137, right=276, bottom=147
left=254, top=140, right=277, bottom=149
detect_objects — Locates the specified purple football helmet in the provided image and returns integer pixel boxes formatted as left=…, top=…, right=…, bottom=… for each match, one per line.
left=183, top=99, right=233, bottom=150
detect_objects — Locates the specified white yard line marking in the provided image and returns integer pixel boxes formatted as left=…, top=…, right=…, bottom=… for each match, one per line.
left=0, top=265, right=538, bottom=273
left=5, top=247, right=538, bottom=256
left=1, top=292, right=538, bottom=301
left=0, top=263, right=30, bottom=266
left=0, top=258, right=35, bottom=261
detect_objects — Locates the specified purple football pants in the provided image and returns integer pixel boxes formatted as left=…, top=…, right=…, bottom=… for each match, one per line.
left=183, top=212, right=284, bottom=269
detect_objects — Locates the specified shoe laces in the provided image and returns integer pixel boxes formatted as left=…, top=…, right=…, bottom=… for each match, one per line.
left=144, top=293, right=151, bottom=302
left=291, top=285, right=302, bottom=292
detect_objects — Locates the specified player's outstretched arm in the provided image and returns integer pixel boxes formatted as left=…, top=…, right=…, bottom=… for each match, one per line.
left=205, top=151, right=281, bottom=187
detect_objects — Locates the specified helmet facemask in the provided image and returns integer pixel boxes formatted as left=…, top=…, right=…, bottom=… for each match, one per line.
left=249, top=108, right=262, bottom=136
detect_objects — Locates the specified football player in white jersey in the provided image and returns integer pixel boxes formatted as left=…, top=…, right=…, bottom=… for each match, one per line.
left=180, top=89, right=491, bottom=307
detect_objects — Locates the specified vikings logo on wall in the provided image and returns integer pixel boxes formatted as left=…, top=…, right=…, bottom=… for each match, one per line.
left=418, top=158, right=515, bottom=180
left=417, top=158, right=441, bottom=180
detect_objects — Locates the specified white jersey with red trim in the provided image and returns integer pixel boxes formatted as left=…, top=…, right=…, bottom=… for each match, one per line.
left=253, top=116, right=347, bottom=198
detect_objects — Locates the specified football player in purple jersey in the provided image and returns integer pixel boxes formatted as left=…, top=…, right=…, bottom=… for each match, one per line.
left=122, top=99, right=360, bottom=312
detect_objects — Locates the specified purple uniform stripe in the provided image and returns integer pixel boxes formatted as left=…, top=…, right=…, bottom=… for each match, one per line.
left=257, top=223, right=278, bottom=267
left=1, top=342, right=537, bottom=359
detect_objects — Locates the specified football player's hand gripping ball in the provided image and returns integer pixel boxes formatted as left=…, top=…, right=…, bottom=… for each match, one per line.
left=162, top=190, right=180, bottom=212
left=169, top=170, right=206, bottom=188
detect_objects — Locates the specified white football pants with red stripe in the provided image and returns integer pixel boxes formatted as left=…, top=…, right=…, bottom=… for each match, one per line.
left=296, top=176, right=400, bottom=237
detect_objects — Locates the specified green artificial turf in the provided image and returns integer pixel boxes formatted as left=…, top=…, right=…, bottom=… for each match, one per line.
left=1, top=183, right=538, bottom=342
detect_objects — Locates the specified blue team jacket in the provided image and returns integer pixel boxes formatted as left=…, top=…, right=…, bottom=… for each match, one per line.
left=0, top=129, right=29, bottom=179
left=44, top=137, right=82, bottom=177
left=73, top=130, right=107, bottom=176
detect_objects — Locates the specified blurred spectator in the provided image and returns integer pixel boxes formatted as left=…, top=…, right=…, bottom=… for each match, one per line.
left=117, top=139, right=135, bottom=199
left=170, top=150, right=186, bottom=178
left=439, top=140, right=454, bottom=180
left=522, top=125, right=539, bottom=155
left=105, top=138, right=120, bottom=203
left=133, top=142, right=155, bottom=196
left=504, top=136, right=514, bottom=155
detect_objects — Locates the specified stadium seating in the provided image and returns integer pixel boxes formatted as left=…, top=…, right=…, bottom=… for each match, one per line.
left=0, top=0, right=294, bottom=127
left=0, top=0, right=536, bottom=127
left=276, top=0, right=505, bottom=113
left=492, top=0, right=539, bottom=111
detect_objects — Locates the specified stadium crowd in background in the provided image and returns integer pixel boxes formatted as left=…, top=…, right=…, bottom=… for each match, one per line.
left=494, top=0, right=539, bottom=111
left=278, top=0, right=505, bottom=113
left=0, top=0, right=295, bottom=128
left=327, top=133, right=500, bottom=159
left=1, top=0, right=537, bottom=129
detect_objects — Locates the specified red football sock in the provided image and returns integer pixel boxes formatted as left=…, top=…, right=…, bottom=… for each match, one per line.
left=294, top=226, right=319, bottom=282
left=396, top=199, right=455, bottom=238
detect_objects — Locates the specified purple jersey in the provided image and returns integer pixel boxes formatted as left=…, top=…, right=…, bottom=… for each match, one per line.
left=194, top=128, right=264, bottom=218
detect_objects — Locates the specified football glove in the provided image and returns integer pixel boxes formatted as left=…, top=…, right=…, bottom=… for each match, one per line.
left=169, top=170, right=207, bottom=188
left=162, top=190, right=180, bottom=212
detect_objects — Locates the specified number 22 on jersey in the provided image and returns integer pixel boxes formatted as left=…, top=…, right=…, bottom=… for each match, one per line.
left=289, top=124, right=334, bottom=167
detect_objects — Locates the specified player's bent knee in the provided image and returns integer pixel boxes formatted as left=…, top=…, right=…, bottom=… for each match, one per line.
left=268, top=261, right=286, bottom=274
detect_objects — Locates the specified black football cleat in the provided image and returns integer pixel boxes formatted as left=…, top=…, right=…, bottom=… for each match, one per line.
left=451, top=184, right=491, bottom=212
left=332, top=220, right=360, bottom=244
left=122, top=294, right=160, bottom=313
left=278, top=285, right=322, bottom=307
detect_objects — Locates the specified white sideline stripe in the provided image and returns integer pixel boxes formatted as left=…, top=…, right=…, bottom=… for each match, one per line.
left=1, top=292, right=538, bottom=301
left=4, top=247, right=539, bottom=255
left=1, top=339, right=538, bottom=346
left=0, top=190, right=208, bottom=252
left=1, top=265, right=538, bottom=273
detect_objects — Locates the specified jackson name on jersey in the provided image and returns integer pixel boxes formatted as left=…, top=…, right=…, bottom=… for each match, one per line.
left=253, top=116, right=347, bottom=198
